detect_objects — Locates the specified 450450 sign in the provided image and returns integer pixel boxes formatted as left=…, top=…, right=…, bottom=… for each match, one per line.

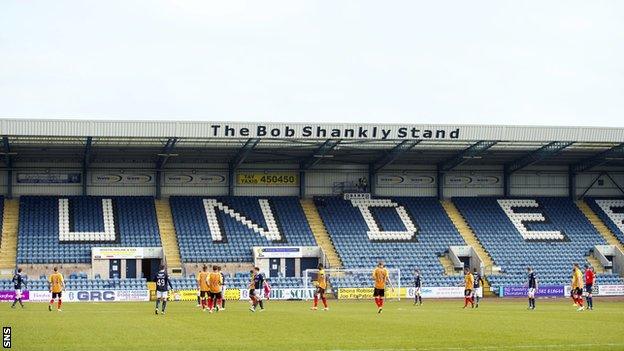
left=237, top=172, right=298, bottom=186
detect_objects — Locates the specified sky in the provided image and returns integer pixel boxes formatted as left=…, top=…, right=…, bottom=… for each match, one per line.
left=1, top=0, right=623, bottom=127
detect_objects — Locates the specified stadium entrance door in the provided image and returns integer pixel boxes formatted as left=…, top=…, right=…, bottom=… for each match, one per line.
left=126, top=259, right=137, bottom=278
left=142, top=258, right=161, bottom=281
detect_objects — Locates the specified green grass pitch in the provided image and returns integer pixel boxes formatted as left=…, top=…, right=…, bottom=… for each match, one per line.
left=3, top=298, right=624, bottom=350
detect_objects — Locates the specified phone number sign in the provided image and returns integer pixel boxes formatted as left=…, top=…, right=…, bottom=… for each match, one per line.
left=237, top=172, right=298, bottom=186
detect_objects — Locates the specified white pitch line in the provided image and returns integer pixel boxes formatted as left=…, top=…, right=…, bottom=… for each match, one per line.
left=329, top=343, right=624, bottom=351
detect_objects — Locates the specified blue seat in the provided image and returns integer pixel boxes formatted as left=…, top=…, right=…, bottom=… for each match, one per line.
left=317, top=197, right=465, bottom=287
left=17, top=196, right=161, bottom=264
left=454, top=197, right=624, bottom=289
left=171, top=196, right=316, bottom=263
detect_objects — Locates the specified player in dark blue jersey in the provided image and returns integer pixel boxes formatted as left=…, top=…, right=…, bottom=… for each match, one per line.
left=11, top=268, right=27, bottom=309
left=413, top=269, right=423, bottom=306
left=251, top=267, right=266, bottom=312
left=472, top=269, right=485, bottom=308
left=154, top=265, right=174, bottom=315
left=527, top=267, right=538, bottom=310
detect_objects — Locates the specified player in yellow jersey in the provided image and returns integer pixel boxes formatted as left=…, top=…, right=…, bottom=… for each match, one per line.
left=463, top=268, right=474, bottom=309
left=311, top=263, right=328, bottom=311
left=197, top=265, right=210, bottom=311
left=248, top=269, right=257, bottom=312
left=207, top=265, right=223, bottom=313
left=372, top=261, right=393, bottom=313
left=571, top=263, right=585, bottom=311
left=48, top=267, right=65, bottom=312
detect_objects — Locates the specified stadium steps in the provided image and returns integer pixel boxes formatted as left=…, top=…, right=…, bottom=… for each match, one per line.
left=0, top=199, right=19, bottom=276
left=441, top=200, right=500, bottom=275
left=154, top=199, right=183, bottom=276
left=438, top=255, right=459, bottom=275
left=300, top=199, right=343, bottom=269
left=576, top=200, right=624, bottom=253
left=481, top=276, right=495, bottom=297
left=586, top=255, right=606, bottom=274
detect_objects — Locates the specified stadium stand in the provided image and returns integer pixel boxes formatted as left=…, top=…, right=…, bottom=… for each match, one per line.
left=17, top=196, right=161, bottom=264
left=2, top=120, right=624, bottom=302
left=453, top=197, right=624, bottom=289
left=584, top=198, right=624, bottom=246
left=300, top=198, right=343, bottom=268
left=315, top=196, right=466, bottom=288
left=441, top=200, right=498, bottom=271
left=170, top=196, right=316, bottom=263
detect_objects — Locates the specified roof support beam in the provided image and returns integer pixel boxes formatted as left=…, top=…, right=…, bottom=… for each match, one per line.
left=229, top=138, right=260, bottom=170
left=82, top=137, right=93, bottom=196
left=437, top=165, right=443, bottom=199
left=2, top=137, right=13, bottom=199
left=572, top=143, right=624, bottom=173
left=368, top=163, right=375, bottom=195
left=438, top=141, right=498, bottom=172
left=155, top=138, right=178, bottom=199
left=300, top=139, right=341, bottom=170
left=299, top=170, right=306, bottom=198
left=505, top=141, right=573, bottom=174
left=372, top=140, right=421, bottom=172
left=228, top=138, right=260, bottom=195
left=568, top=165, right=576, bottom=200
left=156, top=138, right=178, bottom=170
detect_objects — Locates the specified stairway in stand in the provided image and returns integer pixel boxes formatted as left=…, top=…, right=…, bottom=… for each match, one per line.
left=300, top=199, right=343, bottom=269
left=576, top=200, right=624, bottom=273
left=438, top=255, right=460, bottom=275
left=576, top=200, right=624, bottom=252
left=0, top=199, right=19, bottom=277
left=441, top=199, right=498, bottom=296
left=154, top=199, right=183, bottom=276
left=586, top=255, right=606, bottom=274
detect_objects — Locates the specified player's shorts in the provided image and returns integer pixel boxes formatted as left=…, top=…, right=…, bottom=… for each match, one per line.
left=573, top=287, right=583, bottom=297
left=414, top=287, right=421, bottom=296
left=254, top=289, right=264, bottom=300
left=464, top=289, right=472, bottom=297
left=373, top=288, right=385, bottom=297
left=316, top=287, right=326, bottom=296
left=527, top=288, right=536, bottom=298
left=249, top=289, right=255, bottom=298
left=156, top=290, right=168, bottom=299
left=51, top=292, right=62, bottom=299
left=200, top=290, right=209, bottom=298
left=473, top=287, right=483, bottom=298
left=209, top=291, right=222, bottom=300
left=585, top=284, right=593, bottom=295
left=14, top=289, right=22, bottom=299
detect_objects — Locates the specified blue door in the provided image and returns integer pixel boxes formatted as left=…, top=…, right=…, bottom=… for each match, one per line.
left=109, top=259, right=121, bottom=279
left=126, top=259, right=137, bottom=278
left=269, top=258, right=280, bottom=277
left=300, top=257, right=319, bottom=274
left=285, top=259, right=296, bottom=277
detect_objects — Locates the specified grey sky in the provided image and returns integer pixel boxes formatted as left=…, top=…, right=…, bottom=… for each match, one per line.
left=1, top=1, right=623, bottom=127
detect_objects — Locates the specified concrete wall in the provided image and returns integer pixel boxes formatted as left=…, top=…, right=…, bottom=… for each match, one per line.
left=18, top=264, right=93, bottom=279
left=1, top=163, right=623, bottom=198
